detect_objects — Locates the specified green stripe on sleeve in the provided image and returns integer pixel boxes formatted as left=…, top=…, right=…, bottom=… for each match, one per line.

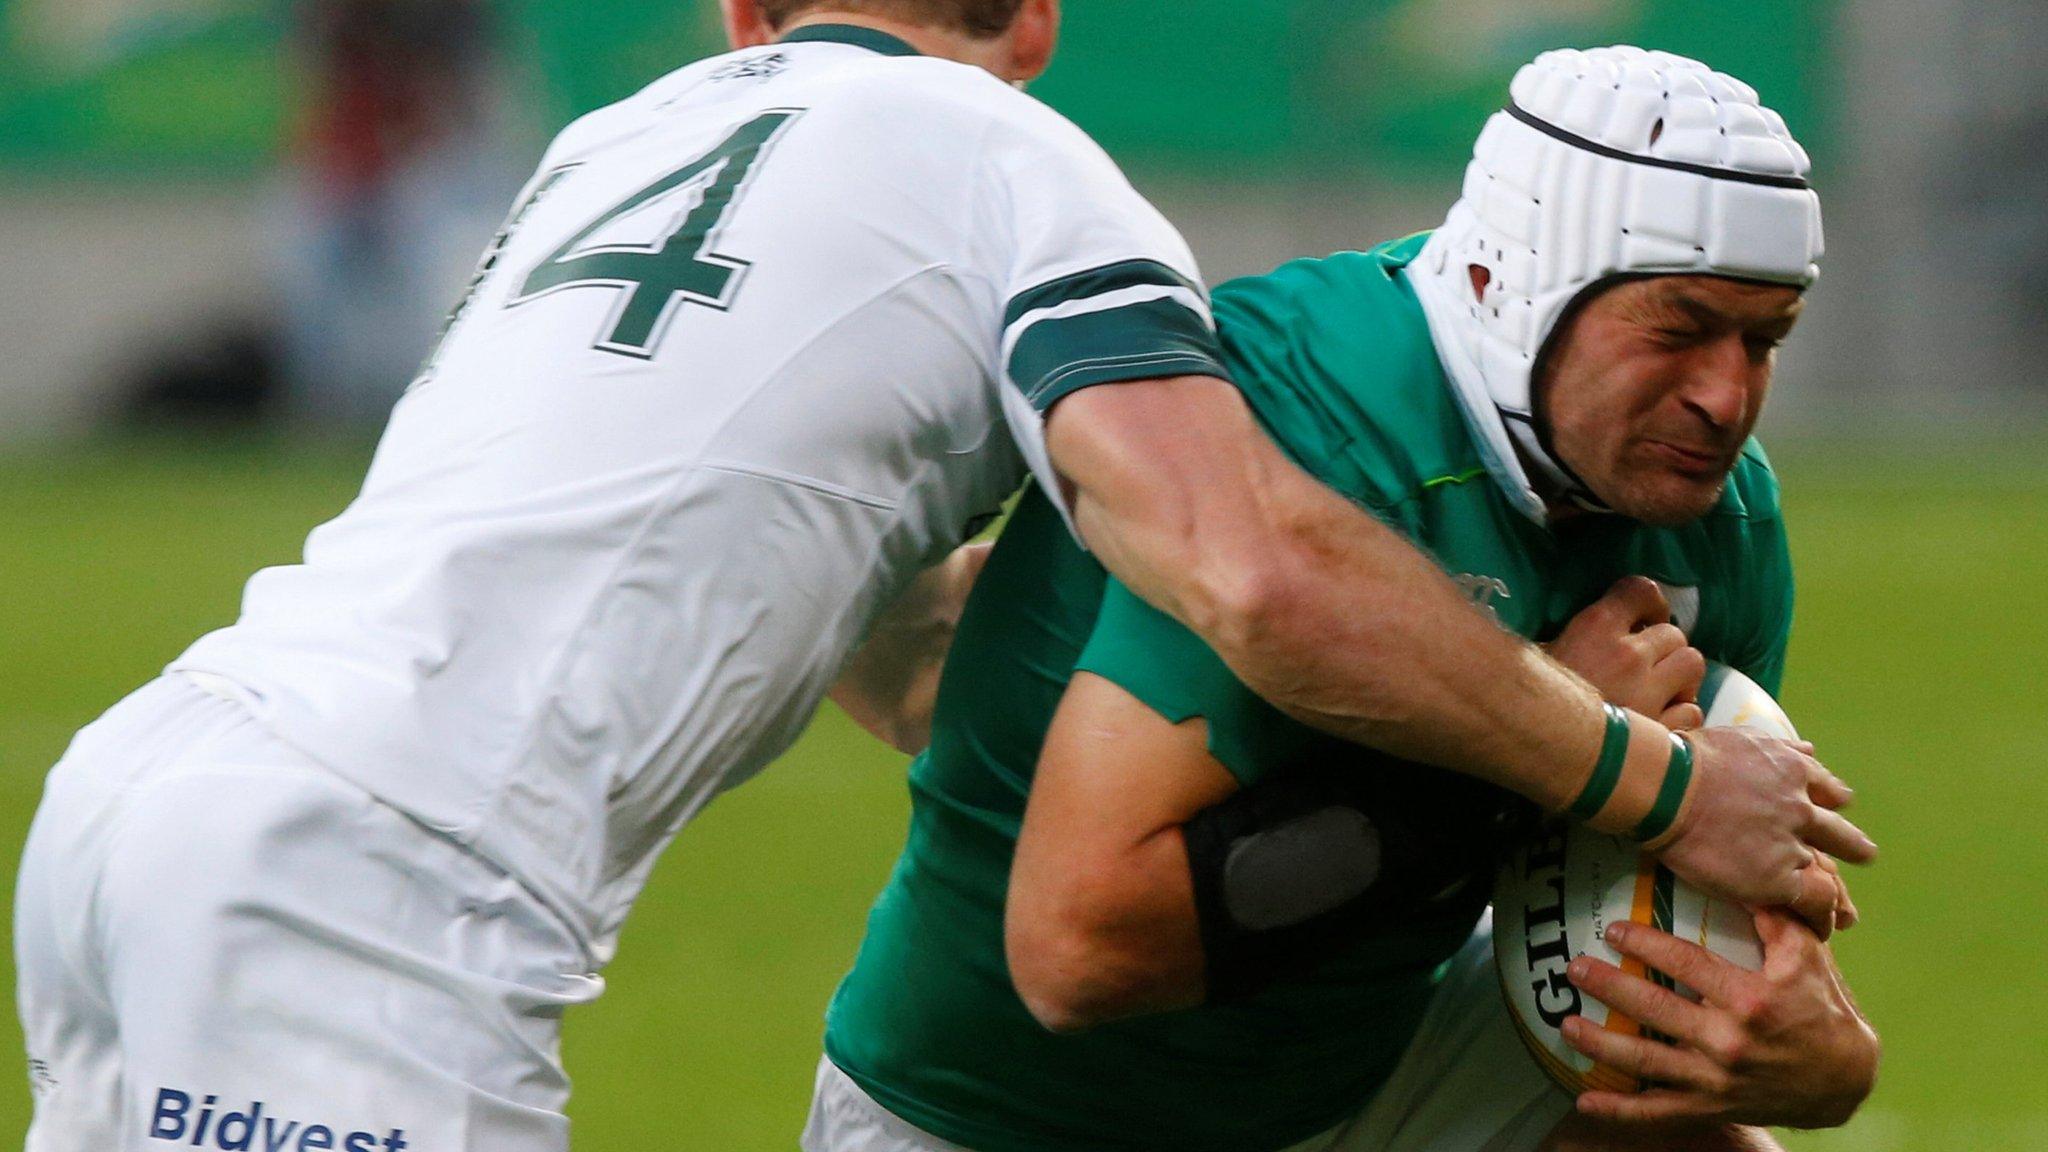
left=1004, top=259, right=1203, bottom=328
left=1007, top=295, right=1229, bottom=412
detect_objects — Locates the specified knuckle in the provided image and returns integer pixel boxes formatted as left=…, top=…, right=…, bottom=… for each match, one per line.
left=1639, top=1047, right=1674, bottom=1081
left=1707, top=1031, right=1750, bottom=1068
left=1856, top=1029, right=1884, bottom=1094
left=1667, top=952, right=1712, bottom=987
left=1647, top=984, right=1690, bottom=1021
left=1778, top=794, right=1810, bottom=828
left=1615, top=574, right=1661, bottom=598
left=1768, top=872, right=1803, bottom=906
left=1727, top=989, right=1771, bottom=1027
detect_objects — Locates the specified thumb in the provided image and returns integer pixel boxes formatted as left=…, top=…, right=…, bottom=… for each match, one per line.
left=1602, top=575, right=1673, bottom=630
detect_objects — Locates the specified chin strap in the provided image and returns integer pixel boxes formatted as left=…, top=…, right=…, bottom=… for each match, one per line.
left=1502, top=411, right=1613, bottom=517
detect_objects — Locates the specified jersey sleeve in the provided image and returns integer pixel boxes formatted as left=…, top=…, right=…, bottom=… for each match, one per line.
left=975, top=109, right=1232, bottom=533
left=1073, top=577, right=1310, bottom=788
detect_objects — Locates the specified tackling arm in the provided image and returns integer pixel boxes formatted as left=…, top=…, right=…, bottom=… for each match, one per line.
left=829, top=542, right=992, bottom=756
left=1044, top=376, right=1875, bottom=910
left=1046, top=376, right=1605, bottom=805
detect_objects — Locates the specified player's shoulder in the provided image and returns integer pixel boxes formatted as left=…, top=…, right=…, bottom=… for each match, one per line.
left=1211, top=235, right=1463, bottom=500
left=802, top=51, right=1096, bottom=149
left=1214, top=235, right=1441, bottom=373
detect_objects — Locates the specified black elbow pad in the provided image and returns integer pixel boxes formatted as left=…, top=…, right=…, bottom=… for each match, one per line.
left=1184, top=761, right=1527, bottom=1003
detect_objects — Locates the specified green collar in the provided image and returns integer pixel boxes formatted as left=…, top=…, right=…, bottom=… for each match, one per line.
left=780, top=23, right=923, bottom=57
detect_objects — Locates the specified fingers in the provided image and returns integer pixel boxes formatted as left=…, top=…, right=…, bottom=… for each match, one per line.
left=1576, top=1089, right=1726, bottom=1126
left=1600, top=922, right=1752, bottom=1005
left=1788, top=865, right=1840, bottom=940
left=1801, top=852, right=1859, bottom=931
left=1568, top=949, right=1721, bottom=1045
left=1804, top=757, right=1855, bottom=811
left=1651, top=644, right=1708, bottom=705
left=1660, top=702, right=1706, bottom=731
left=1638, top=622, right=1690, bottom=661
left=1596, top=576, right=1673, bottom=631
left=1562, top=1017, right=1728, bottom=1092
left=1753, top=904, right=1810, bottom=950
left=1821, top=858, right=1860, bottom=930
left=1803, top=805, right=1879, bottom=865
left=1752, top=906, right=1830, bottom=988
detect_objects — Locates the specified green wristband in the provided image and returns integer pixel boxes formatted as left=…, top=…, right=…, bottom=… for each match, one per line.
left=1567, top=704, right=1633, bottom=821
left=1631, top=732, right=1695, bottom=843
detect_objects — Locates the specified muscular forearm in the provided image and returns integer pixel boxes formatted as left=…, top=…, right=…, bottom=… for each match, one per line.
left=1104, top=464, right=1608, bottom=808
left=1048, top=376, right=1873, bottom=935
left=1051, top=378, right=1620, bottom=812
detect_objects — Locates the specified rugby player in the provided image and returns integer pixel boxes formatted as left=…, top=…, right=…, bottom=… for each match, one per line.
left=812, top=48, right=1878, bottom=1152
left=15, top=1, right=1867, bottom=1145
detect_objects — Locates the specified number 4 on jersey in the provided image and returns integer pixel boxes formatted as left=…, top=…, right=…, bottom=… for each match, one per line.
left=513, top=108, right=804, bottom=359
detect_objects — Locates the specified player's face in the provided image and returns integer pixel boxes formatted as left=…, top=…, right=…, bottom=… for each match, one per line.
left=1537, top=276, right=1804, bottom=526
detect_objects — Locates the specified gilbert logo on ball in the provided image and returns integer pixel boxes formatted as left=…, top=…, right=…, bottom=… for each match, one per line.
left=1493, top=664, right=1788, bottom=1094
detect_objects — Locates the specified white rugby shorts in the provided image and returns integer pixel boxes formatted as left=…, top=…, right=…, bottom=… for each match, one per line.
left=802, top=913, right=1573, bottom=1152
left=15, top=676, right=605, bottom=1152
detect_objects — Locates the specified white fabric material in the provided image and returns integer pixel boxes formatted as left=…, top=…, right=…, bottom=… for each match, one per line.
left=167, top=36, right=1205, bottom=959
left=1408, top=45, right=1825, bottom=521
left=803, top=1058, right=976, bottom=1152
left=801, top=916, right=1571, bottom=1152
left=17, top=676, right=601, bottom=1152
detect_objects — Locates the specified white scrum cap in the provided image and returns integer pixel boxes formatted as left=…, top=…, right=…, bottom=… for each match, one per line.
left=1410, top=46, right=1825, bottom=521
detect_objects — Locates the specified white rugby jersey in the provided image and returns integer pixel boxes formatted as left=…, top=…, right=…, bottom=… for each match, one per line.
left=171, top=24, right=1226, bottom=956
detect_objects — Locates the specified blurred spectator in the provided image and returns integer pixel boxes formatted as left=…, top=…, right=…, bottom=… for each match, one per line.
left=273, top=0, right=525, bottom=426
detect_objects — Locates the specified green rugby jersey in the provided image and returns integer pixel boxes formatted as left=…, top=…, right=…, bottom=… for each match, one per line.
left=823, top=233, right=1795, bottom=1152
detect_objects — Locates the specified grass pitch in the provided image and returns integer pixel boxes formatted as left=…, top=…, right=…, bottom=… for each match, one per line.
left=0, top=437, right=2042, bottom=1151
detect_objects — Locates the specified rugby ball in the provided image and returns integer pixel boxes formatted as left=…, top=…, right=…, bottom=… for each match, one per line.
left=1492, top=664, right=1787, bottom=1094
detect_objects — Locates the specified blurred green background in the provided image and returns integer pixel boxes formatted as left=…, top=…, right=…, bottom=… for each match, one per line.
left=2, top=0, right=2044, bottom=1148
left=0, top=0, right=1830, bottom=176
left=1, top=438, right=2044, bottom=1149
